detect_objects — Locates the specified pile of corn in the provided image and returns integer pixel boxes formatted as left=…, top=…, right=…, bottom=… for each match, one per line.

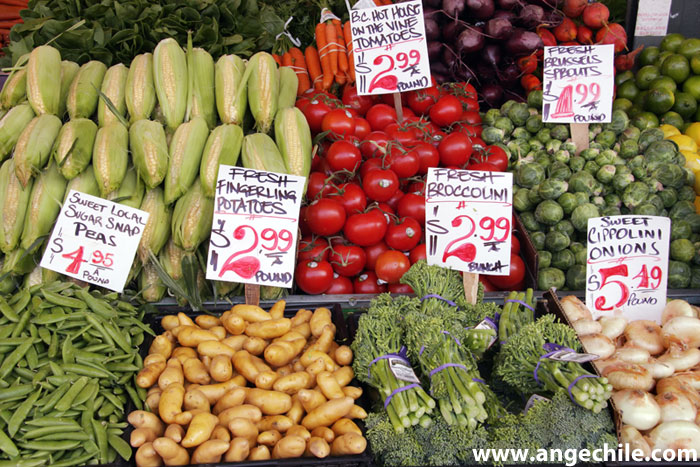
left=0, top=39, right=312, bottom=302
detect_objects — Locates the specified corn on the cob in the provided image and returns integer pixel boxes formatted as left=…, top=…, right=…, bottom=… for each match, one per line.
left=0, top=67, right=27, bottom=110
left=26, top=45, right=62, bottom=116
left=14, top=114, right=62, bottom=187
left=66, top=61, right=107, bottom=119
left=138, top=187, right=171, bottom=263
left=63, top=165, right=99, bottom=202
left=98, top=64, right=129, bottom=127
left=125, top=53, right=156, bottom=123
left=0, top=159, right=33, bottom=254
left=215, top=54, right=247, bottom=125
left=107, top=165, right=145, bottom=209
left=187, top=47, right=216, bottom=128
left=200, top=124, right=243, bottom=198
left=277, top=66, right=298, bottom=110
left=92, top=123, right=129, bottom=197
left=52, top=118, right=98, bottom=180
left=129, top=119, right=168, bottom=189
left=153, top=38, right=188, bottom=131
left=2, top=248, right=38, bottom=276
left=57, top=61, right=79, bottom=118
left=140, top=260, right=166, bottom=302
left=274, top=107, right=312, bottom=179
left=23, top=262, right=60, bottom=289
left=164, top=116, right=209, bottom=204
left=160, top=238, right=186, bottom=281
left=241, top=133, right=288, bottom=174
left=21, top=161, right=68, bottom=251
left=0, top=104, right=34, bottom=161
left=244, top=52, right=279, bottom=134
left=171, top=178, right=213, bottom=252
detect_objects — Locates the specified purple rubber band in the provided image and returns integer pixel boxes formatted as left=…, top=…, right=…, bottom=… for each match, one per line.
left=384, top=383, right=420, bottom=408
left=419, top=345, right=425, bottom=356
left=494, top=312, right=501, bottom=322
left=533, top=343, right=575, bottom=385
left=429, top=362, right=468, bottom=378
left=421, top=294, right=458, bottom=307
left=567, top=374, right=598, bottom=406
left=368, top=346, right=409, bottom=380
left=441, top=330, right=461, bottom=346
left=505, top=299, right=535, bottom=312
left=483, top=317, right=498, bottom=329
left=472, top=378, right=485, bottom=384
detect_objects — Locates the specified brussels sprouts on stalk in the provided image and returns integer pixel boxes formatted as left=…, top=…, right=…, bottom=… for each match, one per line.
left=571, top=203, right=600, bottom=231
left=535, top=200, right=564, bottom=226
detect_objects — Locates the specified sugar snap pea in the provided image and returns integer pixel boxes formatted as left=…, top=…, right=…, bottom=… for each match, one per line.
left=22, top=425, right=82, bottom=439
left=107, top=433, right=131, bottom=461
left=0, top=427, right=18, bottom=456
left=10, top=309, right=31, bottom=338
left=0, top=339, right=34, bottom=379
left=71, top=380, right=98, bottom=407
left=39, top=382, right=70, bottom=413
left=54, top=376, right=88, bottom=412
left=7, top=390, right=41, bottom=437
left=73, top=289, right=117, bottom=319
left=61, top=363, right=114, bottom=379
left=35, top=431, right=90, bottom=441
left=91, top=419, right=108, bottom=463
left=0, top=296, right=18, bottom=322
left=18, top=439, right=80, bottom=451
left=0, top=384, right=32, bottom=401
left=25, top=417, right=79, bottom=427
left=41, top=290, right=86, bottom=309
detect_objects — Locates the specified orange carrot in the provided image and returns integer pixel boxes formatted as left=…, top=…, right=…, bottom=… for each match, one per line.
left=343, top=21, right=355, bottom=83
left=290, top=47, right=311, bottom=94
left=272, top=53, right=282, bottom=66
left=316, top=23, right=334, bottom=90
left=373, top=0, right=382, bottom=5
left=325, top=21, right=339, bottom=77
left=382, top=0, right=393, bottom=4
left=0, top=21, right=18, bottom=28
left=333, top=20, right=348, bottom=75
left=282, top=52, right=293, bottom=67
left=305, top=46, right=323, bottom=91
left=0, top=0, right=27, bottom=7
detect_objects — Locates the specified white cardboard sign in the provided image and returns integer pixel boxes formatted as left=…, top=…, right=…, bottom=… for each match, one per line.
left=586, top=215, right=671, bottom=323
left=206, top=166, right=304, bottom=288
left=425, top=168, right=513, bottom=275
left=40, top=190, right=148, bottom=292
left=349, top=0, right=431, bottom=95
left=542, top=45, right=614, bottom=124
left=634, top=0, right=672, bottom=37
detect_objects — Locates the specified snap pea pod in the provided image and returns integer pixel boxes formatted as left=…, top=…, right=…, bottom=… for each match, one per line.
left=8, top=289, right=30, bottom=311
left=12, top=367, right=35, bottom=381
left=71, top=380, right=98, bottom=407
left=108, top=433, right=131, bottom=461
left=38, top=382, right=71, bottom=413
left=10, top=310, right=32, bottom=338
left=61, top=363, right=115, bottom=379
left=54, top=376, right=88, bottom=412
left=0, top=384, right=33, bottom=401
left=0, top=459, right=47, bottom=467
left=125, top=383, right=143, bottom=410
left=25, top=417, right=80, bottom=427
left=103, top=320, right=132, bottom=353
left=25, top=344, right=38, bottom=369
left=47, top=450, right=95, bottom=467
left=97, top=401, right=114, bottom=418
left=82, top=314, right=114, bottom=347
left=47, top=333, right=58, bottom=359
left=0, top=339, right=35, bottom=379
left=36, top=431, right=90, bottom=441
left=73, top=289, right=117, bottom=319
left=6, top=389, right=41, bottom=437
left=0, top=427, right=18, bottom=456
left=0, top=296, right=18, bottom=322
left=61, top=337, right=74, bottom=365
left=41, top=290, right=86, bottom=309
left=37, top=326, right=51, bottom=345
left=31, top=367, right=50, bottom=386
left=17, top=440, right=81, bottom=451
left=91, top=419, right=108, bottom=464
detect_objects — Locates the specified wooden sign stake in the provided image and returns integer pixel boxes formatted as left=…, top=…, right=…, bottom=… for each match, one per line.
left=463, top=273, right=480, bottom=306
left=245, top=284, right=260, bottom=306
left=570, top=123, right=589, bottom=156
left=393, top=92, right=403, bottom=123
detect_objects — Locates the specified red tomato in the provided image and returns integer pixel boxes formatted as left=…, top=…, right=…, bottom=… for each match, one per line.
left=344, top=209, right=388, bottom=246
left=409, top=244, right=426, bottom=263
left=385, top=123, right=420, bottom=146
left=385, top=189, right=405, bottom=211
left=385, top=217, right=421, bottom=251
left=406, top=86, right=440, bottom=115
left=299, top=206, right=311, bottom=236
left=458, top=97, right=479, bottom=112
left=386, top=146, right=420, bottom=178
left=353, top=271, right=386, bottom=294
left=360, top=131, right=389, bottom=159
left=366, top=104, right=397, bottom=131
left=322, top=108, right=355, bottom=138
left=397, top=193, right=426, bottom=225
left=511, top=234, right=521, bottom=255
left=296, top=260, right=333, bottom=294
left=298, top=98, right=333, bottom=134
left=325, top=274, right=354, bottom=294
left=306, top=172, right=332, bottom=200
left=466, top=161, right=501, bottom=172
left=479, top=275, right=499, bottom=292
left=354, top=118, right=371, bottom=140
left=489, top=254, right=526, bottom=290
left=364, top=241, right=390, bottom=270
left=377, top=203, right=394, bottom=221
left=326, top=140, right=362, bottom=173
left=460, top=111, right=482, bottom=125
left=438, top=132, right=473, bottom=166
left=429, top=95, right=462, bottom=127
left=342, top=85, right=374, bottom=116
left=414, top=142, right=440, bottom=174
left=334, top=182, right=367, bottom=216
left=407, top=180, right=425, bottom=194
left=483, top=145, right=509, bottom=171
left=362, top=169, right=399, bottom=202
left=298, top=236, right=329, bottom=262
left=470, top=137, right=486, bottom=150
left=329, top=244, right=367, bottom=277
left=375, top=250, right=411, bottom=284
left=360, top=158, right=384, bottom=179
left=305, top=198, right=346, bottom=236
left=388, top=283, right=414, bottom=293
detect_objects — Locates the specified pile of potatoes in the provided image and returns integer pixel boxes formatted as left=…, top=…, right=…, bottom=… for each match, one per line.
left=129, top=301, right=368, bottom=466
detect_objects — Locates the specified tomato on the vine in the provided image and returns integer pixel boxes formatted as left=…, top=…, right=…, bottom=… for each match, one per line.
left=364, top=241, right=390, bottom=270
left=344, top=209, right=388, bottom=246
left=459, top=97, right=479, bottom=112
left=414, top=142, right=440, bottom=174
left=359, top=131, right=389, bottom=159
left=333, top=182, right=367, bottom=216
left=466, top=161, right=502, bottom=172
left=385, top=189, right=405, bottom=211
left=342, top=85, right=374, bottom=116
left=409, top=243, right=427, bottom=263
left=305, top=198, right=346, bottom=236
left=406, top=86, right=440, bottom=115
left=366, top=104, right=397, bottom=131
left=306, top=172, right=333, bottom=200
left=354, top=118, right=371, bottom=140
left=385, top=123, right=420, bottom=146
left=322, top=108, right=355, bottom=138
left=479, top=275, right=499, bottom=292
left=388, top=283, right=414, bottom=293
left=353, top=271, right=386, bottom=294
left=385, top=217, right=422, bottom=251
left=397, top=193, right=426, bottom=225
left=362, top=169, right=399, bottom=202
left=482, top=145, right=509, bottom=171
left=438, top=132, right=473, bottom=167
left=298, top=236, right=329, bottom=262
left=429, top=95, right=462, bottom=127
left=326, top=140, right=362, bottom=173
left=329, top=244, right=367, bottom=277
left=359, top=158, right=384, bottom=179
left=325, top=274, right=354, bottom=294
left=489, top=254, right=526, bottom=289
left=296, top=260, right=333, bottom=294
left=460, top=111, right=482, bottom=125
left=375, top=250, right=411, bottom=284
left=386, top=145, right=420, bottom=178
left=407, top=180, right=425, bottom=194
left=298, top=98, right=333, bottom=134
left=511, top=234, right=521, bottom=255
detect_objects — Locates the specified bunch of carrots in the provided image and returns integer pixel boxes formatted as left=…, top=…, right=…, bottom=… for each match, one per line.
left=0, top=0, right=27, bottom=51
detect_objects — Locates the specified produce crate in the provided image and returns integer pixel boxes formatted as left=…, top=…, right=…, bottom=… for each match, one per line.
left=514, top=212, right=539, bottom=291
left=136, top=302, right=373, bottom=467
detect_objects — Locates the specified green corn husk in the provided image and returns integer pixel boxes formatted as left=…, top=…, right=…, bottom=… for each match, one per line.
left=125, top=53, right=156, bottom=122
left=153, top=38, right=188, bottom=131
left=0, top=103, right=34, bottom=161
left=241, top=133, right=288, bottom=174
left=171, top=178, right=213, bottom=252
left=67, top=61, right=107, bottom=119
left=21, top=161, right=68, bottom=252
left=160, top=238, right=187, bottom=281
left=63, top=165, right=100, bottom=202
left=14, top=114, right=63, bottom=187
left=138, top=187, right=171, bottom=263
left=2, top=248, right=39, bottom=276
left=200, top=124, right=243, bottom=198
left=52, top=118, right=98, bottom=180
left=187, top=46, right=216, bottom=129
left=241, top=52, right=279, bottom=134
left=164, top=116, right=209, bottom=204
left=215, top=54, right=247, bottom=125
left=274, top=107, right=312, bottom=180
left=23, top=262, right=60, bottom=289
left=0, top=67, right=27, bottom=109
left=140, top=260, right=166, bottom=302
left=57, top=61, right=79, bottom=118
left=26, top=45, right=62, bottom=116
left=0, top=159, right=33, bottom=254
left=107, top=165, right=145, bottom=208
left=260, top=286, right=289, bottom=301
left=277, top=66, right=298, bottom=110
left=129, top=119, right=169, bottom=189
left=97, top=64, right=129, bottom=127
left=92, top=122, right=129, bottom=197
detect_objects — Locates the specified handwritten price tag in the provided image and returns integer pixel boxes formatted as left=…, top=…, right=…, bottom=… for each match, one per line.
left=425, top=168, right=513, bottom=275
left=40, top=190, right=148, bottom=292
left=542, top=45, right=614, bottom=124
left=634, top=0, right=672, bottom=37
left=349, top=0, right=431, bottom=95
left=586, top=215, right=670, bottom=323
left=206, top=166, right=304, bottom=288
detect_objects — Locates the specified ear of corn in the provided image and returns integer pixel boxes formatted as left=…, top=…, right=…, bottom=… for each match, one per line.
left=245, top=52, right=279, bottom=134
left=164, top=116, right=209, bottom=204
left=2, top=248, right=39, bottom=276
left=21, top=161, right=68, bottom=251
left=0, top=104, right=35, bottom=161
left=23, top=263, right=60, bottom=289
left=0, top=67, right=27, bottom=110
left=107, top=165, right=145, bottom=208
left=274, top=107, right=312, bottom=179
left=277, top=66, right=298, bottom=110
left=140, top=260, right=166, bottom=302
left=63, top=165, right=99, bottom=202
left=138, top=187, right=171, bottom=263
left=67, top=61, right=107, bottom=119
left=241, top=133, right=288, bottom=174
left=14, top=114, right=63, bottom=187
left=215, top=54, right=247, bottom=125
left=52, top=118, right=98, bottom=180
left=160, top=238, right=186, bottom=281
left=200, top=124, right=243, bottom=198
left=171, top=178, right=213, bottom=252
left=187, top=47, right=216, bottom=129
left=97, top=64, right=129, bottom=127
left=92, top=122, right=129, bottom=197
left=0, top=159, right=33, bottom=254
left=129, top=119, right=169, bottom=189
left=153, top=38, right=188, bottom=131
left=57, top=61, right=79, bottom=118
left=125, top=53, right=156, bottom=123
left=26, top=45, right=62, bottom=116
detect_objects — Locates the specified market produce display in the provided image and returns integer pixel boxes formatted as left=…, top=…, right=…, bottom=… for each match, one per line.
left=130, top=301, right=368, bottom=465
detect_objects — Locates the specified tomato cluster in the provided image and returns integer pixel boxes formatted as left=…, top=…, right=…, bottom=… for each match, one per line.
left=294, top=83, right=518, bottom=294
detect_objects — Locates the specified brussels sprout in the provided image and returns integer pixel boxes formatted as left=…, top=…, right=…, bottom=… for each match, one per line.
left=483, top=109, right=502, bottom=126
left=591, top=196, right=605, bottom=210
left=651, top=163, right=686, bottom=190
left=528, top=186, right=543, bottom=205
left=589, top=142, right=604, bottom=150
left=590, top=123, right=603, bottom=135
left=620, top=126, right=641, bottom=142
left=622, top=182, right=651, bottom=209
left=671, top=239, right=695, bottom=262
left=569, top=171, right=597, bottom=195
left=679, top=186, right=696, bottom=202
left=494, top=117, right=514, bottom=136
left=534, top=152, right=552, bottom=169
left=690, top=267, right=700, bottom=289
left=549, top=161, right=571, bottom=181
left=538, top=250, right=552, bottom=268
left=617, top=139, right=638, bottom=160
left=526, top=114, right=543, bottom=134
left=645, top=194, right=664, bottom=212
left=584, top=161, right=601, bottom=174
left=638, top=128, right=664, bottom=152
left=531, top=231, right=546, bottom=250
left=616, top=164, right=632, bottom=175
left=538, top=179, right=569, bottom=200
left=520, top=212, right=543, bottom=232
left=551, top=249, right=575, bottom=270
left=552, top=150, right=571, bottom=165
left=609, top=173, right=633, bottom=192
left=529, top=139, right=544, bottom=151
left=550, top=125, right=570, bottom=141
left=580, top=148, right=600, bottom=161
left=515, top=162, right=546, bottom=188
left=594, top=149, right=615, bottom=166
left=545, top=139, right=562, bottom=155
left=693, top=243, right=700, bottom=265
left=482, top=126, right=506, bottom=144
left=507, top=102, right=530, bottom=127
left=685, top=167, right=696, bottom=187
left=601, top=206, right=622, bottom=216
left=538, top=267, right=566, bottom=290
left=645, top=178, right=663, bottom=193
left=687, top=214, right=700, bottom=233
left=571, top=203, right=600, bottom=231
left=645, top=142, right=677, bottom=165
left=552, top=219, right=575, bottom=238
left=569, top=156, right=585, bottom=172
left=500, top=100, right=517, bottom=116
left=670, top=200, right=696, bottom=220
left=545, top=230, right=570, bottom=252
left=535, top=200, right=564, bottom=226
left=536, top=128, right=552, bottom=144
left=513, top=189, right=532, bottom=212
left=512, top=127, right=531, bottom=140
left=527, top=90, right=543, bottom=109
left=569, top=242, right=585, bottom=253
left=574, top=192, right=590, bottom=205
left=604, top=109, right=630, bottom=134
left=658, top=187, right=679, bottom=208
left=671, top=219, right=692, bottom=241
left=612, top=155, right=626, bottom=165
left=604, top=194, right=622, bottom=207
left=557, top=192, right=578, bottom=215
left=564, top=264, right=586, bottom=290
left=596, top=164, right=616, bottom=184
left=668, top=260, right=691, bottom=288
left=595, top=130, right=617, bottom=149
left=692, top=234, right=700, bottom=243
left=633, top=203, right=658, bottom=215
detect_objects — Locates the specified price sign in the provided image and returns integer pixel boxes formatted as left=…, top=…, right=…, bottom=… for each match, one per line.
left=206, top=166, right=304, bottom=288
left=542, top=45, right=614, bottom=124
left=40, top=190, right=148, bottom=292
left=425, top=168, right=513, bottom=275
left=349, top=0, right=431, bottom=95
left=634, top=0, right=672, bottom=37
left=586, top=215, right=670, bottom=322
